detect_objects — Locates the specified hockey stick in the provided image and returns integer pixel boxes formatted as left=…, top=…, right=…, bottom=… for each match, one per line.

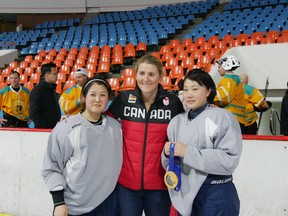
left=256, top=76, right=269, bottom=135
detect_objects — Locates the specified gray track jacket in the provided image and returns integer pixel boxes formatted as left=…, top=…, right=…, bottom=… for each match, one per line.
left=42, top=113, right=123, bottom=215
left=162, top=106, right=242, bottom=216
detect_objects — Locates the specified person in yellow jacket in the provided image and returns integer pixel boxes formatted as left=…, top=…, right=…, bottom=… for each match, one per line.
left=0, top=71, right=30, bottom=127
left=240, top=73, right=271, bottom=134
left=59, top=68, right=88, bottom=115
left=214, top=55, right=246, bottom=133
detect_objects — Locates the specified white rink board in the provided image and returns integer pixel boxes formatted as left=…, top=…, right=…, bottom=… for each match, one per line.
left=0, top=130, right=287, bottom=216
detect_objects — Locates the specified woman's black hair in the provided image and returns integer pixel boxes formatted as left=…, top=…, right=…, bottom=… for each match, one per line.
left=183, top=69, right=216, bottom=103
left=82, top=77, right=111, bottom=97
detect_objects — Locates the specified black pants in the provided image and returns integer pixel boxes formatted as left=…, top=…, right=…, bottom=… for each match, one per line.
left=2, top=112, right=28, bottom=128
left=243, top=122, right=258, bottom=135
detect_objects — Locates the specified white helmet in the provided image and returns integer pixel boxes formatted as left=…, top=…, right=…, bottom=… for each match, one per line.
left=216, top=55, right=240, bottom=71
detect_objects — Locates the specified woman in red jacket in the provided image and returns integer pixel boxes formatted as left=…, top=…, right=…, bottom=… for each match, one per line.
left=106, top=54, right=184, bottom=216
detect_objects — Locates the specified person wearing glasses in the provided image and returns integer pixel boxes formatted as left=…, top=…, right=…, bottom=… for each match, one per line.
left=29, top=63, right=61, bottom=128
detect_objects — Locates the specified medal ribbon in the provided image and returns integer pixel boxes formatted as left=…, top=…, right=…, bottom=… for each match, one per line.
left=168, top=142, right=181, bottom=191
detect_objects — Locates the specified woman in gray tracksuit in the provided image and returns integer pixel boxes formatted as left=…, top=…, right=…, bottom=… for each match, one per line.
left=41, top=78, right=123, bottom=216
left=162, top=69, right=242, bottom=216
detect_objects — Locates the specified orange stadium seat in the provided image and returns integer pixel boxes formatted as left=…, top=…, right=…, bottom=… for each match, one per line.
left=24, top=55, right=33, bottom=63
left=136, top=42, right=147, bottom=57
left=121, top=68, right=135, bottom=81
left=124, top=43, right=136, bottom=59
left=48, top=49, right=57, bottom=56
left=19, top=61, right=29, bottom=70
left=2, top=68, right=12, bottom=77
left=160, top=76, right=174, bottom=91
left=34, top=55, right=44, bottom=62
left=86, top=63, right=97, bottom=74
left=0, top=82, right=7, bottom=89
left=23, top=81, right=34, bottom=91
left=119, top=77, right=136, bottom=91
left=169, top=39, right=180, bottom=49
left=107, top=77, right=120, bottom=96
left=20, top=73, right=28, bottom=84
left=38, top=49, right=47, bottom=57
left=29, top=72, right=41, bottom=84
left=9, top=61, right=18, bottom=70
left=58, top=48, right=67, bottom=56
left=24, top=67, right=35, bottom=77
left=182, top=38, right=193, bottom=48
left=97, top=61, right=110, bottom=74
left=14, top=67, right=23, bottom=75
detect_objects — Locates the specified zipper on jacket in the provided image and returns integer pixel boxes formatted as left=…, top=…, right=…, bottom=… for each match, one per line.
left=141, top=102, right=155, bottom=190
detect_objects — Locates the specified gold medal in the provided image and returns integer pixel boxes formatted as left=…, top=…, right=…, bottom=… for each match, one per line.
left=164, top=171, right=179, bottom=189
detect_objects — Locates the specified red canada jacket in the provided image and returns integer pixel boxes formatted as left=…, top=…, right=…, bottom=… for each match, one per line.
left=106, top=85, right=184, bottom=190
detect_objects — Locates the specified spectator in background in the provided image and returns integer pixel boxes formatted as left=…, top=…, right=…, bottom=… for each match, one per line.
left=0, top=71, right=30, bottom=127
left=240, top=73, right=271, bottom=134
left=106, top=54, right=185, bottom=216
left=280, top=82, right=288, bottom=136
left=29, top=63, right=61, bottom=129
left=214, top=54, right=246, bottom=133
left=162, top=69, right=242, bottom=216
left=42, top=78, right=122, bottom=216
left=59, top=68, right=88, bottom=115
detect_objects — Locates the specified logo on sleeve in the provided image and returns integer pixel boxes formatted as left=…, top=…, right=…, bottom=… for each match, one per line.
left=128, top=94, right=137, bottom=103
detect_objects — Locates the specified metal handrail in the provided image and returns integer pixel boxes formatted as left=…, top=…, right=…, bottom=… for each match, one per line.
left=269, top=109, right=281, bottom=135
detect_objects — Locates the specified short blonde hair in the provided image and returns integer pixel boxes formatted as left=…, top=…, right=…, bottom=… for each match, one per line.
left=134, top=54, right=163, bottom=77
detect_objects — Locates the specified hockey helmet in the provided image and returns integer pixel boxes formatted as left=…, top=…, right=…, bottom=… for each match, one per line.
left=216, top=55, right=240, bottom=71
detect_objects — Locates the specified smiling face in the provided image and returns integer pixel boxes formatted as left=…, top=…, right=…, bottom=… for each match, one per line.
left=83, top=82, right=109, bottom=117
left=135, top=62, right=162, bottom=96
left=183, top=79, right=211, bottom=110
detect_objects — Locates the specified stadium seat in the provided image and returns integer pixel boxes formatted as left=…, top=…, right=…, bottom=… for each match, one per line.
left=136, top=42, right=147, bottom=57
left=0, top=75, right=5, bottom=84
left=14, top=67, right=23, bottom=75
left=19, top=61, right=29, bottom=70
left=87, top=56, right=98, bottom=66
left=24, top=66, right=35, bottom=78
left=195, top=37, right=206, bottom=49
left=0, top=82, right=7, bottom=89
left=169, top=65, right=184, bottom=81
left=48, top=49, right=57, bottom=56
left=24, top=55, right=33, bottom=63
left=20, top=74, right=28, bottom=84
left=86, top=63, right=97, bottom=74
left=62, top=80, right=76, bottom=92
left=124, top=43, right=136, bottom=59
left=118, top=77, right=136, bottom=91
left=181, top=57, right=195, bottom=74
left=161, top=52, right=174, bottom=64
left=97, top=61, right=110, bottom=74
left=9, top=61, right=18, bottom=70
left=29, top=72, right=41, bottom=84
left=169, top=39, right=180, bottom=49
left=23, top=82, right=34, bottom=91
left=160, top=76, right=174, bottom=91
left=107, top=77, right=120, bottom=96
left=186, top=43, right=197, bottom=53
left=121, top=68, right=135, bottom=81
left=181, top=38, right=193, bottom=47
left=150, top=52, right=160, bottom=59
left=66, top=53, right=77, bottom=61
